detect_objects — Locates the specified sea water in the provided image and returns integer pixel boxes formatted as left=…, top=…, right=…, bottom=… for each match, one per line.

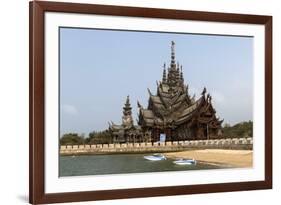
left=59, top=154, right=223, bottom=177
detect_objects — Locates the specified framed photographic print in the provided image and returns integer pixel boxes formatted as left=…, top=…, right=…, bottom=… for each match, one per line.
left=29, top=1, right=272, bottom=204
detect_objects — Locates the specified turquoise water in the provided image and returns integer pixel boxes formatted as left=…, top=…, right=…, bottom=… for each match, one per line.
left=59, top=154, right=223, bottom=176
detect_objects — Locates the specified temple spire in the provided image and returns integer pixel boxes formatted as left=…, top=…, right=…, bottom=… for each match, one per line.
left=180, top=65, right=184, bottom=82
left=170, top=41, right=176, bottom=67
left=176, top=62, right=180, bottom=81
left=162, top=63, right=167, bottom=83
left=122, top=95, right=133, bottom=126
left=123, top=95, right=132, bottom=116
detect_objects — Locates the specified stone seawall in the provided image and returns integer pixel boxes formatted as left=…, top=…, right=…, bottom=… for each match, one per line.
left=60, top=137, right=253, bottom=155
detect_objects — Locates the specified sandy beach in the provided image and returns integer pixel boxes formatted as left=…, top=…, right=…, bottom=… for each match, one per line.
left=165, top=149, right=253, bottom=168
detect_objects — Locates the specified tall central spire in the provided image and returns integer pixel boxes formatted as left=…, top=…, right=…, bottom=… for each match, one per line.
left=170, top=41, right=176, bottom=68
left=164, top=41, right=185, bottom=92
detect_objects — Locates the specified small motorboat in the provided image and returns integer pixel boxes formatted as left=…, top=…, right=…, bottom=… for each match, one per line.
left=144, top=154, right=166, bottom=161
left=173, top=158, right=196, bottom=165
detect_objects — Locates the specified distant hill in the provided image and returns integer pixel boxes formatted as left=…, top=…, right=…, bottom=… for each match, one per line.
left=222, top=121, right=253, bottom=138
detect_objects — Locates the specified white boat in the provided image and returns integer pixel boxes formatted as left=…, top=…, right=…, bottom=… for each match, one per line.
left=173, top=158, right=196, bottom=165
left=143, top=154, right=166, bottom=161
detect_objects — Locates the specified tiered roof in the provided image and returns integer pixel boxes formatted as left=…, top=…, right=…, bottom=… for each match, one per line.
left=109, top=96, right=141, bottom=134
left=138, top=41, right=223, bottom=129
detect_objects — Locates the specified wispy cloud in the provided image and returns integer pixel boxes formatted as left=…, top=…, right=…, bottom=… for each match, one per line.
left=62, top=104, right=78, bottom=115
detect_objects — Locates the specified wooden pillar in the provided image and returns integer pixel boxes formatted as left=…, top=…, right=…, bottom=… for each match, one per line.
left=167, top=128, right=171, bottom=141
left=152, top=129, right=156, bottom=142
left=155, top=129, right=158, bottom=142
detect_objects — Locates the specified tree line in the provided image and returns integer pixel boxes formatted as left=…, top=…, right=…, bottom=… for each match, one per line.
left=60, top=121, right=253, bottom=145
left=221, top=120, right=253, bottom=138
left=60, top=130, right=112, bottom=145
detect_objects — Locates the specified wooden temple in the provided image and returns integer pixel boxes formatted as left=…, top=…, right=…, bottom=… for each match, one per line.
left=109, top=96, right=142, bottom=143
left=109, top=41, right=223, bottom=143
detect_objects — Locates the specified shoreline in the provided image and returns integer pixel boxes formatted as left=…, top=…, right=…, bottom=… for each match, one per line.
left=164, top=149, right=253, bottom=168
left=60, top=138, right=253, bottom=156
left=60, top=149, right=179, bottom=156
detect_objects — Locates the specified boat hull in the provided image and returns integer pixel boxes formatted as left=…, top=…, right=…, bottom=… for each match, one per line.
left=173, top=159, right=196, bottom=165
left=143, top=155, right=166, bottom=161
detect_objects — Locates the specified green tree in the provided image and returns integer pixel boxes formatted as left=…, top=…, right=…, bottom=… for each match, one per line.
left=60, top=133, right=85, bottom=145
left=222, top=121, right=253, bottom=138
left=87, top=130, right=112, bottom=144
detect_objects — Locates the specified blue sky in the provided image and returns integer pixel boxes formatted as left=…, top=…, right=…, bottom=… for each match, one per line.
left=60, top=27, right=253, bottom=135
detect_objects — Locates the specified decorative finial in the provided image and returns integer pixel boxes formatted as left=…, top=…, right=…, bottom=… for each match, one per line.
left=126, top=95, right=130, bottom=105
left=192, top=94, right=195, bottom=99
left=147, top=88, right=152, bottom=96
left=185, top=84, right=189, bottom=94
left=201, top=87, right=207, bottom=96
left=137, top=101, right=142, bottom=108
